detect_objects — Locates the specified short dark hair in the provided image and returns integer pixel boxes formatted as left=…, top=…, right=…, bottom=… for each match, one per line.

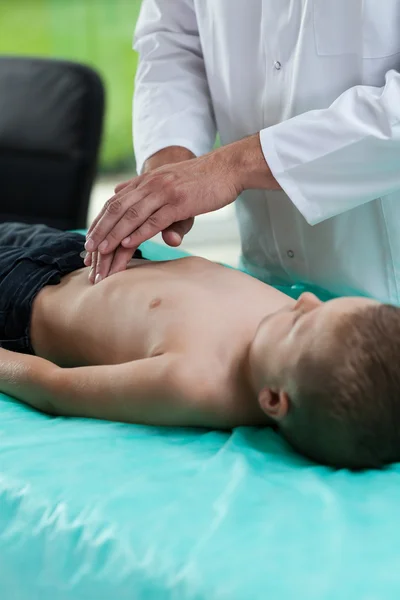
left=282, top=304, right=400, bottom=469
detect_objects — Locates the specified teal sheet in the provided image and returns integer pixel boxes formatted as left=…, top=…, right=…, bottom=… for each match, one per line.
left=1, top=241, right=400, bottom=599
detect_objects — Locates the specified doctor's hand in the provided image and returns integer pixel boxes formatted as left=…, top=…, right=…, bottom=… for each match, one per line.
left=117, top=146, right=197, bottom=249
left=84, top=146, right=195, bottom=283
left=85, top=134, right=279, bottom=282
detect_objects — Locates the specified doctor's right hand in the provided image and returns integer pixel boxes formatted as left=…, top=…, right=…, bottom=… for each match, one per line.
left=84, top=147, right=195, bottom=283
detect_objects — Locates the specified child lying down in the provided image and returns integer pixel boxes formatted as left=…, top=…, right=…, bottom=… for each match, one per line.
left=0, top=222, right=399, bottom=469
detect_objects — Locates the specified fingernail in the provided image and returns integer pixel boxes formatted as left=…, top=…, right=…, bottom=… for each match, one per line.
left=85, top=238, right=94, bottom=252
left=95, top=274, right=102, bottom=285
left=122, top=236, right=130, bottom=246
left=89, top=268, right=94, bottom=280
left=99, top=240, right=108, bottom=253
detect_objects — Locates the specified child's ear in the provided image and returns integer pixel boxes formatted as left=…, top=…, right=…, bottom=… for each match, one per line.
left=258, top=388, right=290, bottom=422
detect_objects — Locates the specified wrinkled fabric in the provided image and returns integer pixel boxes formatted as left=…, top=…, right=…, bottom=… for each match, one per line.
left=2, top=395, right=400, bottom=600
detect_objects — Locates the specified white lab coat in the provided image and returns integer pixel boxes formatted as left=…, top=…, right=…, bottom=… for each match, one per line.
left=133, top=0, right=400, bottom=303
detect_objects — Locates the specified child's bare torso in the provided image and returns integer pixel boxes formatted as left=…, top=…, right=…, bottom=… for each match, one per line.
left=31, top=257, right=293, bottom=405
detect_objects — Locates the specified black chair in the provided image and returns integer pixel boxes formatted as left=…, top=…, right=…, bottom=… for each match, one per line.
left=0, top=56, right=105, bottom=230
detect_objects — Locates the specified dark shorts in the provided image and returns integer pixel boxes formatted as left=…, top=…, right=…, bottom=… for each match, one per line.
left=0, top=222, right=143, bottom=355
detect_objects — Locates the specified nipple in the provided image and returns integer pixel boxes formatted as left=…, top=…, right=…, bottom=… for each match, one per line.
left=149, top=298, right=162, bottom=310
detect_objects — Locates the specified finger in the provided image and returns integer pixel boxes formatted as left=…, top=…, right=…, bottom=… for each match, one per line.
left=86, top=208, right=106, bottom=244
left=86, top=194, right=121, bottom=241
left=85, top=182, right=146, bottom=252
left=87, top=175, right=145, bottom=240
left=89, top=250, right=98, bottom=284
left=86, top=177, right=140, bottom=240
left=87, top=203, right=107, bottom=238
left=114, top=179, right=133, bottom=194
left=122, top=206, right=175, bottom=249
left=162, top=218, right=194, bottom=247
left=108, top=246, right=135, bottom=277
left=162, top=230, right=182, bottom=247
left=96, top=192, right=161, bottom=255
left=95, top=249, right=116, bottom=283
left=83, top=251, right=92, bottom=267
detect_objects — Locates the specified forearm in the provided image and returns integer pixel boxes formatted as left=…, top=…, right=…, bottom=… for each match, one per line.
left=144, top=135, right=279, bottom=192
left=214, top=134, right=281, bottom=193
left=0, top=348, right=58, bottom=414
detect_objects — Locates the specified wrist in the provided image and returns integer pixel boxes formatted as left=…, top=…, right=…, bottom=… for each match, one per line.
left=225, top=134, right=279, bottom=192
left=143, top=146, right=196, bottom=172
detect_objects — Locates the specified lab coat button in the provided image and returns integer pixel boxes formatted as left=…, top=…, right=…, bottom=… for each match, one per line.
left=287, top=250, right=294, bottom=258
left=274, top=61, right=282, bottom=70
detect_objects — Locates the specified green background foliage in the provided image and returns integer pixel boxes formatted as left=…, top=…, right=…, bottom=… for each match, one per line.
left=0, top=0, right=143, bottom=172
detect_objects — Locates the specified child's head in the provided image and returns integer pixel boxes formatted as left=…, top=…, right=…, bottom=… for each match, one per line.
left=249, top=293, right=400, bottom=469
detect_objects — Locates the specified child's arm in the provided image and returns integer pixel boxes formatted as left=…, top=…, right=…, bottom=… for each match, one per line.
left=0, top=348, right=218, bottom=426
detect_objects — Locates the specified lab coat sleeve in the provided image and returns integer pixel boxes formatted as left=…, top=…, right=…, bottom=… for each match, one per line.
left=133, top=0, right=216, bottom=174
left=260, top=69, right=400, bottom=225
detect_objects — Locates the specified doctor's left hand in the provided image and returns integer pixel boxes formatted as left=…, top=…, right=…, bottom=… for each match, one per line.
left=85, top=134, right=279, bottom=282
